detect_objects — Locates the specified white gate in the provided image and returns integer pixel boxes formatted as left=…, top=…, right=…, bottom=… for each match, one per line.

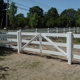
left=17, top=31, right=73, bottom=65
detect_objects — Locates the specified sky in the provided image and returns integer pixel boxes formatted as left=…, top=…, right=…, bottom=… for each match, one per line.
left=4, top=0, right=80, bottom=17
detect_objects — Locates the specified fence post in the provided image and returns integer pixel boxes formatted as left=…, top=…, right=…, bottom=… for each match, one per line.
left=35, top=28, right=38, bottom=41
left=17, top=30, right=22, bottom=53
left=39, top=33, right=42, bottom=53
left=67, top=32, right=73, bottom=65
left=19, top=29, right=22, bottom=51
left=63, top=27, right=65, bottom=33
left=17, top=31, right=20, bottom=53
left=56, top=27, right=58, bottom=33
left=77, top=27, right=80, bottom=33
left=47, top=28, right=49, bottom=33
left=35, top=28, right=37, bottom=33
left=47, top=28, right=50, bottom=38
left=69, top=27, right=70, bottom=32
left=73, top=27, right=76, bottom=33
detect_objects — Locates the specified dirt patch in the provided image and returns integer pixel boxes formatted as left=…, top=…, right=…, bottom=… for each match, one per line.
left=0, top=49, right=80, bottom=80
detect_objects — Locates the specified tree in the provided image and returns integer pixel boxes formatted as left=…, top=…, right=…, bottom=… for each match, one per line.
left=0, top=0, right=7, bottom=29
left=29, top=13, right=40, bottom=28
left=27, top=6, right=43, bottom=17
left=8, top=2, right=17, bottom=29
left=46, top=17, right=55, bottom=27
left=60, top=9, right=77, bottom=27
left=25, top=17, right=29, bottom=28
left=28, top=6, right=44, bottom=28
left=45, top=7, right=59, bottom=28
left=57, top=16, right=69, bottom=27
left=76, top=8, right=80, bottom=26
left=16, top=13, right=27, bottom=29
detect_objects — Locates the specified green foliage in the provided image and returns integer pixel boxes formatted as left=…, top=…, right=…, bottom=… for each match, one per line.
left=46, top=17, right=55, bottom=27
left=16, top=13, right=27, bottom=29
left=8, top=2, right=17, bottom=29
left=27, top=6, right=43, bottom=17
left=73, top=38, right=80, bottom=44
left=57, top=16, right=69, bottom=27
left=7, top=3, right=80, bottom=29
left=45, top=7, right=59, bottom=28
left=29, top=13, right=40, bottom=28
left=60, top=9, right=77, bottom=27
left=76, top=8, right=80, bottom=26
left=46, top=7, right=59, bottom=19
left=28, top=6, right=44, bottom=28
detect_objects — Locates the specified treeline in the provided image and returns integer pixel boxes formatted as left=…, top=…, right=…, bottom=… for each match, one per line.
left=0, top=1, right=80, bottom=30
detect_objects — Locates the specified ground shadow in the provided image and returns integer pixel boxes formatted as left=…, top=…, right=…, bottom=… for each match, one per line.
left=72, top=61, right=80, bottom=65
left=0, top=46, right=17, bottom=56
left=0, top=47, right=14, bottom=79
left=21, top=51, right=68, bottom=63
left=21, top=51, right=80, bottom=65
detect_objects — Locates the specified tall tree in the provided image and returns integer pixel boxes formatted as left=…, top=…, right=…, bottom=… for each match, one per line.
left=28, top=6, right=43, bottom=28
left=8, top=2, right=17, bottom=29
left=29, top=13, right=40, bottom=28
left=57, top=16, right=69, bottom=27
left=60, top=9, right=77, bottom=27
left=76, top=8, right=80, bottom=26
left=16, top=13, right=27, bottom=29
left=45, top=7, right=59, bottom=28
left=27, top=6, right=43, bottom=17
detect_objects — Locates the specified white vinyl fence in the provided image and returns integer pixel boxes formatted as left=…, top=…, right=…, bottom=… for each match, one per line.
left=0, top=30, right=80, bottom=65
left=22, top=27, right=80, bottom=33
left=3, top=27, right=80, bottom=33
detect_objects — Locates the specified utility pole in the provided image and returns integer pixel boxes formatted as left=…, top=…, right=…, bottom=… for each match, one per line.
left=6, top=0, right=9, bottom=31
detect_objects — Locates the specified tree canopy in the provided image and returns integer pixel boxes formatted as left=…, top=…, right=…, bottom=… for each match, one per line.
left=60, top=9, right=77, bottom=27
left=8, top=2, right=17, bottom=29
left=76, top=8, right=80, bottom=26
left=16, top=13, right=27, bottom=29
left=27, top=6, right=43, bottom=17
left=45, top=7, right=59, bottom=27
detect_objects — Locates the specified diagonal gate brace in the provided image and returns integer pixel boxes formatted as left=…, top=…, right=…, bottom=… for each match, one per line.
left=21, top=34, right=39, bottom=50
left=41, top=34, right=66, bottom=56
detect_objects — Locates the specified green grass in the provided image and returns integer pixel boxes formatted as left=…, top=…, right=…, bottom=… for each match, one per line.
left=73, top=38, right=80, bottom=44
left=30, top=62, right=41, bottom=68
left=50, top=37, right=80, bottom=44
